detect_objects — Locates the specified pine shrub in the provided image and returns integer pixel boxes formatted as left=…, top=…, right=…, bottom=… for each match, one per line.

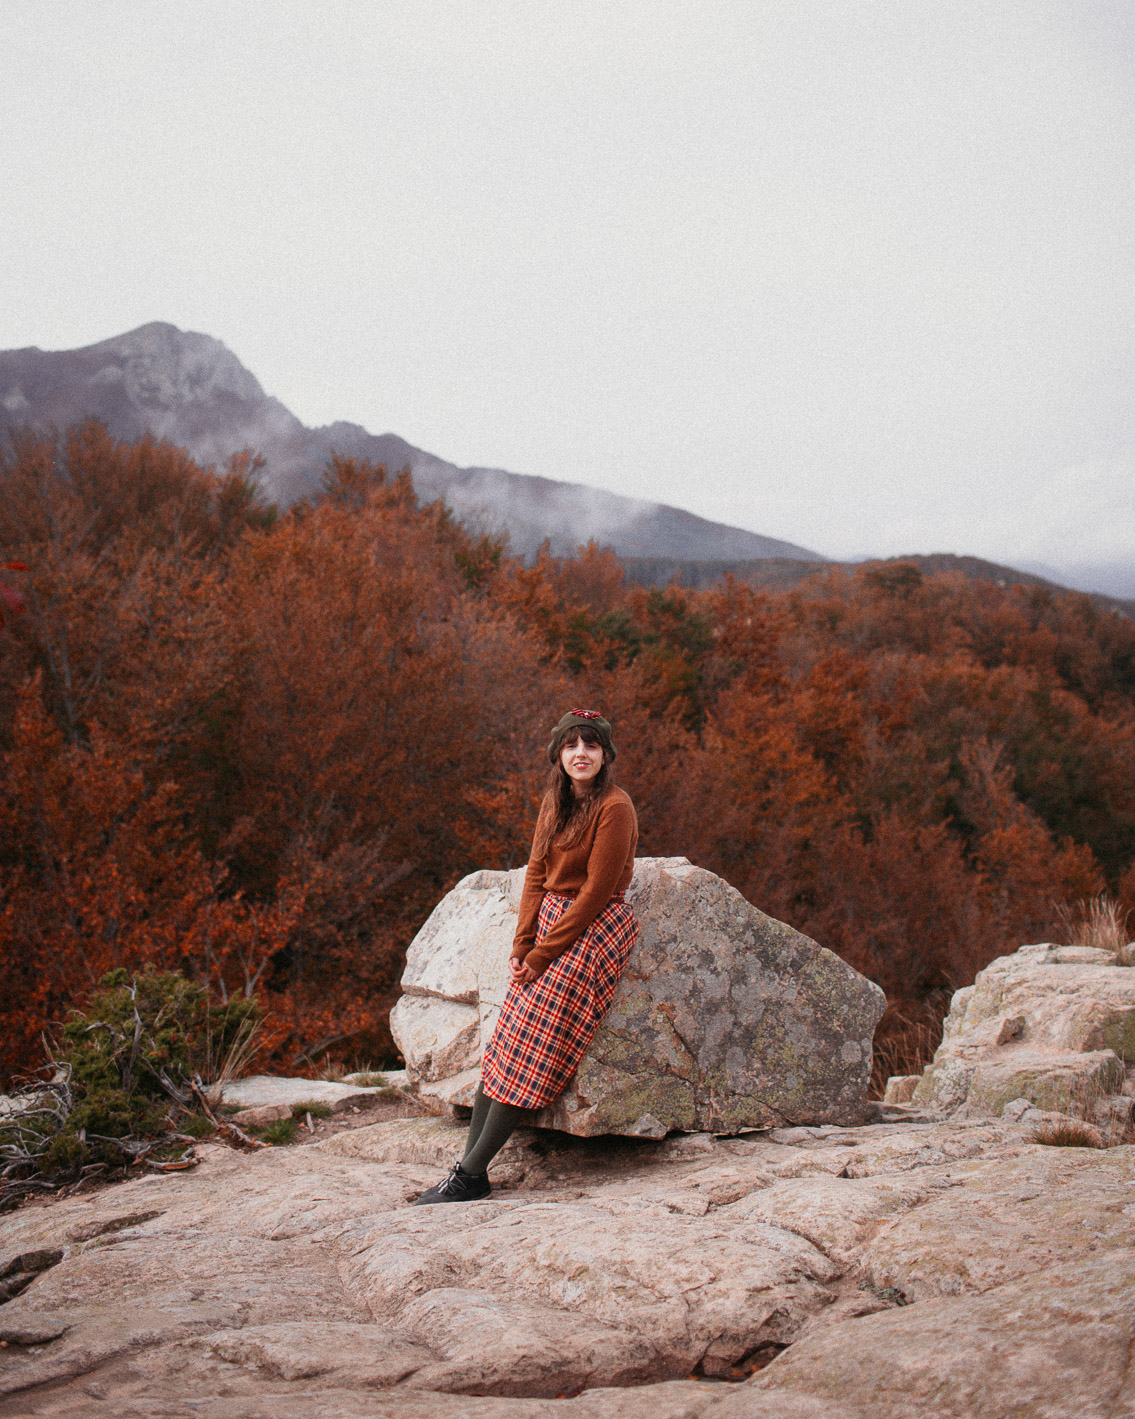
left=1, top=968, right=258, bottom=1182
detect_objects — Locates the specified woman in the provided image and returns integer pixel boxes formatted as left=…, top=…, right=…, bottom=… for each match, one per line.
left=415, top=708, right=639, bottom=1204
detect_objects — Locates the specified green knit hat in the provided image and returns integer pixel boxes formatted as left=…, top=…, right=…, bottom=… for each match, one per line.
left=547, top=708, right=616, bottom=764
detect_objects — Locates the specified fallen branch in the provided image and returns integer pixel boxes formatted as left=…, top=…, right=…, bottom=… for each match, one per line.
left=147, top=1156, right=199, bottom=1173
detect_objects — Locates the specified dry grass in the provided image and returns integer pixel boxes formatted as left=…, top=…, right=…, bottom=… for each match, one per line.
left=199, top=1011, right=262, bottom=1101
left=1054, top=894, right=1131, bottom=953
left=1030, top=1118, right=1105, bottom=1149
left=869, top=1010, right=943, bottom=1100
left=318, top=1059, right=396, bottom=1084
left=1026, top=1070, right=1132, bottom=1149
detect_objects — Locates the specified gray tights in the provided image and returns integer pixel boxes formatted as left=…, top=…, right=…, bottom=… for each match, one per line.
left=461, top=1084, right=529, bottom=1175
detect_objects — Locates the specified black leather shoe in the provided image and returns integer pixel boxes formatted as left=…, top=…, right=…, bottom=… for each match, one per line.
left=413, top=1161, right=492, bottom=1205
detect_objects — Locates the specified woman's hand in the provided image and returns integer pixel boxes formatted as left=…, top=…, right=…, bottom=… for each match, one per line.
left=509, top=956, right=539, bottom=985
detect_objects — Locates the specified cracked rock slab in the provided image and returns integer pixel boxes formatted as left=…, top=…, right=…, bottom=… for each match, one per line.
left=733, top=1249, right=1135, bottom=1419
left=857, top=1144, right=1135, bottom=1301
left=199, top=1321, right=434, bottom=1386
left=338, top=1196, right=839, bottom=1385
left=0, top=1118, right=1130, bottom=1418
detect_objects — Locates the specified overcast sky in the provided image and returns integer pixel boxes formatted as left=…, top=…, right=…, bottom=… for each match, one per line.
left=3, top=2, right=1134, bottom=591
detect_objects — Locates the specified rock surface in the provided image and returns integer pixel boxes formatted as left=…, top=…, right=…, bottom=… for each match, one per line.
left=218, top=1075, right=391, bottom=1126
left=0, top=1113, right=1133, bottom=1417
left=219, top=1076, right=390, bottom=1111
left=392, top=857, right=886, bottom=1136
left=907, top=943, right=1135, bottom=1135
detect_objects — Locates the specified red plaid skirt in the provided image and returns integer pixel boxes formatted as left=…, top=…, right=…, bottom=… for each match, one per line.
left=480, top=890, right=639, bottom=1109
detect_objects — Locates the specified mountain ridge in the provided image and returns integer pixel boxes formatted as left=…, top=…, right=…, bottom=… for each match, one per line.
left=0, top=322, right=821, bottom=563
left=621, top=551, right=1135, bottom=619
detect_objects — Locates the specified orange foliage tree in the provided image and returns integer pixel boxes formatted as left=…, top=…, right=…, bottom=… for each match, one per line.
left=2, top=427, right=1134, bottom=1084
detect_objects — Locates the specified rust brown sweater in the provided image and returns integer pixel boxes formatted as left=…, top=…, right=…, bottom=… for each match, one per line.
left=511, top=786, right=638, bottom=976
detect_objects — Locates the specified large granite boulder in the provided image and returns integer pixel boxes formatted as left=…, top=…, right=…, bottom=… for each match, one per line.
left=907, top=942, right=1135, bottom=1134
left=390, top=856, right=886, bottom=1136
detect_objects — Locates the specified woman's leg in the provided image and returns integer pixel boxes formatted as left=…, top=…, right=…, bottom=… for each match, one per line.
left=414, top=1088, right=529, bottom=1204
left=462, top=1083, right=494, bottom=1158
left=461, top=1096, right=528, bottom=1175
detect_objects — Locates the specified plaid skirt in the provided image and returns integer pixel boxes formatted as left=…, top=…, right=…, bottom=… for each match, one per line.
left=480, top=890, right=639, bottom=1109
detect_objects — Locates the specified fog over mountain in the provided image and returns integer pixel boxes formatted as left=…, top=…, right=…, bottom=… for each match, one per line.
left=0, top=323, right=821, bottom=564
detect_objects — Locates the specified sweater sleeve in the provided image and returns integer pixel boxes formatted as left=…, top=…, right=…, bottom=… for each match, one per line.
left=511, top=799, right=551, bottom=959
left=522, top=797, right=636, bottom=976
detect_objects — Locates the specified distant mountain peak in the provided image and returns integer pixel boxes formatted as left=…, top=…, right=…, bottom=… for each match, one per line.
left=74, top=322, right=267, bottom=408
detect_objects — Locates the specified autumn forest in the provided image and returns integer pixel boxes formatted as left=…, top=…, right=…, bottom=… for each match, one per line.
left=2, top=423, right=1134, bottom=1087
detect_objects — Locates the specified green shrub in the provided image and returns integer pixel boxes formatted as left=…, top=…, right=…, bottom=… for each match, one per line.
left=290, top=1102, right=333, bottom=1120
left=260, top=1117, right=298, bottom=1145
left=1, top=967, right=258, bottom=1184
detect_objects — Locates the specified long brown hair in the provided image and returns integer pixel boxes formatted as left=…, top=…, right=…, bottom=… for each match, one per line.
left=533, top=724, right=614, bottom=857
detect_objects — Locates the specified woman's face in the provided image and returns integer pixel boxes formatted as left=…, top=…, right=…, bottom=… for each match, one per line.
left=560, top=733, right=604, bottom=790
